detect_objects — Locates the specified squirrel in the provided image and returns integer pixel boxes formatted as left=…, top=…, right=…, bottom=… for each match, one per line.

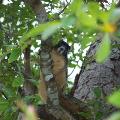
left=39, top=40, right=70, bottom=103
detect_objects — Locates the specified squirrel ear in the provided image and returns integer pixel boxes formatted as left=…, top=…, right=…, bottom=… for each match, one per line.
left=57, top=40, right=70, bottom=50
left=68, top=44, right=71, bottom=51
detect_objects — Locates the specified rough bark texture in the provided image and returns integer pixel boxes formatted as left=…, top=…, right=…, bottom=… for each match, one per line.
left=74, top=35, right=120, bottom=119
left=18, top=45, right=36, bottom=120
left=23, top=0, right=47, bottom=23
left=23, top=45, right=36, bottom=96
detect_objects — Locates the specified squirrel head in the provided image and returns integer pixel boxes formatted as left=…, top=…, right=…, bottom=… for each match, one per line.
left=54, top=40, right=70, bottom=58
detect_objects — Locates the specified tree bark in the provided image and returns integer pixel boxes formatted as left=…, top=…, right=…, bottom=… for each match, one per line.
left=23, top=45, right=36, bottom=97
left=74, top=35, right=120, bottom=119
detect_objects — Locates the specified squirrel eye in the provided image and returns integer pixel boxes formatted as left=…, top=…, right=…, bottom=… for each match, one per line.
left=57, top=46, right=65, bottom=54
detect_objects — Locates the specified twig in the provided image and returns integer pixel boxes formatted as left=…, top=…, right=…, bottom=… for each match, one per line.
left=68, top=60, right=80, bottom=78
left=58, top=1, right=71, bottom=16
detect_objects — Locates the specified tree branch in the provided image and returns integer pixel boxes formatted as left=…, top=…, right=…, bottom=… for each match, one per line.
left=58, top=0, right=71, bottom=16
left=37, top=95, right=89, bottom=120
left=23, top=45, right=36, bottom=97
left=70, top=73, right=80, bottom=96
left=22, top=0, right=75, bottom=119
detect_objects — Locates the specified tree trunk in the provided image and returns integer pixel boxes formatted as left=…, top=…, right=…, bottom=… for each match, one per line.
left=74, top=35, right=120, bottom=119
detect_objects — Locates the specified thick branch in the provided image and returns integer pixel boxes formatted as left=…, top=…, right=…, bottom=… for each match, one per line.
left=70, top=73, right=80, bottom=96
left=0, top=0, right=3, bottom=4
left=116, top=0, right=120, bottom=7
left=23, top=0, right=47, bottom=23
left=18, top=45, right=36, bottom=120
left=37, top=95, right=89, bottom=120
left=23, top=45, right=36, bottom=97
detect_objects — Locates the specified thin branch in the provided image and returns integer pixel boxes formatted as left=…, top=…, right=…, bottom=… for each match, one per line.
left=58, top=0, right=71, bottom=16
left=23, top=45, right=36, bottom=97
left=68, top=60, right=80, bottom=78
left=116, top=0, right=120, bottom=7
left=70, top=73, right=80, bottom=96
left=0, top=0, right=3, bottom=4
left=53, top=0, right=71, bottom=20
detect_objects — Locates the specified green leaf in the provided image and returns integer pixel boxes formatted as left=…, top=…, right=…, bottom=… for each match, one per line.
left=8, top=47, right=21, bottom=63
left=78, top=112, right=90, bottom=119
left=109, top=8, right=120, bottom=23
left=107, top=112, right=120, bottom=120
left=88, top=2, right=100, bottom=17
left=42, top=21, right=61, bottom=40
left=19, top=21, right=61, bottom=47
left=69, top=0, right=83, bottom=14
left=12, top=76, right=23, bottom=87
left=61, top=15, right=76, bottom=27
left=97, top=11, right=109, bottom=23
left=0, top=51, right=11, bottom=61
left=96, top=33, right=111, bottom=63
left=108, top=90, right=120, bottom=108
left=0, top=98, right=9, bottom=112
left=93, top=87, right=102, bottom=98
left=80, top=34, right=95, bottom=49
left=69, top=63, right=76, bottom=68
left=77, top=12, right=97, bottom=28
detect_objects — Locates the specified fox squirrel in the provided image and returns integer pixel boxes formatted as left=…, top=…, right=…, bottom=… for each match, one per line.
left=39, top=40, right=70, bottom=103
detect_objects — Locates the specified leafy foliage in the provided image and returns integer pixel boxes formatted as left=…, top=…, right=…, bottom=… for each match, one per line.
left=0, top=0, right=120, bottom=120
left=108, top=90, right=120, bottom=108
left=96, top=33, right=111, bottom=63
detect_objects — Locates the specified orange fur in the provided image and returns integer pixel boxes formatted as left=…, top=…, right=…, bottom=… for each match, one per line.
left=39, top=49, right=66, bottom=103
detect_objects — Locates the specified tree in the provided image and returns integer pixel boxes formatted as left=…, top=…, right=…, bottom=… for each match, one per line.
left=0, top=0, right=120, bottom=120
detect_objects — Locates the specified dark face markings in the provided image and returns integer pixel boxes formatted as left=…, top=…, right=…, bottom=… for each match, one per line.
left=55, top=40, right=70, bottom=58
left=57, top=46, right=66, bottom=54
